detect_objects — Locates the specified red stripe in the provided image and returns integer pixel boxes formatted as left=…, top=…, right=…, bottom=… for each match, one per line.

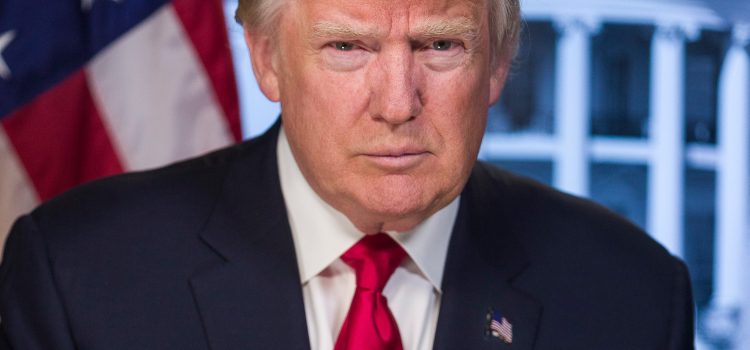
left=1, top=70, right=124, bottom=201
left=172, top=0, right=242, bottom=142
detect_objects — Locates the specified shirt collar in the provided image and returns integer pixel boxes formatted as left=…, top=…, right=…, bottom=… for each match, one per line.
left=277, top=128, right=458, bottom=293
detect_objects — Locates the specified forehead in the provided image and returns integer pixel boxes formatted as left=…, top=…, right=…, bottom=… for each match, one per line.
left=285, top=0, right=487, bottom=31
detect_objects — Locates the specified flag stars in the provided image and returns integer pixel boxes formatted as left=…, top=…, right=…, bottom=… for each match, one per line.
left=0, top=30, right=15, bottom=80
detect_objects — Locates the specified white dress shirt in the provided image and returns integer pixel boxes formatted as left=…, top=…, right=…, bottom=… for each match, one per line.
left=277, top=129, right=459, bottom=350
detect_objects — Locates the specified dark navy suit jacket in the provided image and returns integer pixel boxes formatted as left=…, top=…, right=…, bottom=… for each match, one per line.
left=0, top=122, right=694, bottom=349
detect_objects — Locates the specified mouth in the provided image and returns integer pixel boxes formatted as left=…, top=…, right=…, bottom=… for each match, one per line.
left=362, top=148, right=431, bottom=170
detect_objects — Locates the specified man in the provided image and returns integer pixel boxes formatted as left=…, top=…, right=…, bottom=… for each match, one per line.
left=0, top=0, right=694, bottom=349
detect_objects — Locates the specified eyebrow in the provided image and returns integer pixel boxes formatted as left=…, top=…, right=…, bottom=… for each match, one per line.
left=412, top=17, right=480, bottom=42
left=310, top=17, right=480, bottom=43
left=311, top=21, right=381, bottom=39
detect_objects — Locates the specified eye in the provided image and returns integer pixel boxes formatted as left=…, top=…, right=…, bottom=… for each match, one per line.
left=431, top=40, right=453, bottom=51
left=321, top=41, right=369, bottom=71
left=333, top=42, right=357, bottom=51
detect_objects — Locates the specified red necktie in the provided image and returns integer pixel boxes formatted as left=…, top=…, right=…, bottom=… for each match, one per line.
left=334, top=233, right=407, bottom=350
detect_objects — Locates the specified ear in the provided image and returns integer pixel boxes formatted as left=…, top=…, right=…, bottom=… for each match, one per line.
left=244, top=28, right=281, bottom=102
left=488, top=55, right=512, bottom=106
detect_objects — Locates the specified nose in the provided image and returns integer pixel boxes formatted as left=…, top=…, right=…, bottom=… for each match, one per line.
left=368, top=47, right=423, bottom=125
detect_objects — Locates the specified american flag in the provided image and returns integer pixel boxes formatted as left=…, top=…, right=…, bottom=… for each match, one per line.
left=488, top=309, right=513, bottom=344
left=0, top=0, right=241, bottom=251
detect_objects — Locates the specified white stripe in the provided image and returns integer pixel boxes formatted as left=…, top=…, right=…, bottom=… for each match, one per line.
left=87, top=4, right=233, bottom=171
left=0, top=128, right=39, bottom=254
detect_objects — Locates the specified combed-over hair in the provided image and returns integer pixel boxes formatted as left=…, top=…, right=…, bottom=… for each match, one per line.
left=235, top=0, right=520, bottom=67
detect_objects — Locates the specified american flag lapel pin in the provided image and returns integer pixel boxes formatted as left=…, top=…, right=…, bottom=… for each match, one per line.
left=485, top=308, right=513, bottom=344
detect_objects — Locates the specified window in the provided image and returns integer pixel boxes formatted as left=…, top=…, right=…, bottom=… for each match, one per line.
left=684, top=30, right=725, bottom=144
left=488, top=22, right=556, bottom=134
left=491, top=160, right=553, bottom=185
left=589, top=163, right=648, bottom=229
left=590, top=24, right=652, bottom=138
left=683, top=168, right=716, bottom=308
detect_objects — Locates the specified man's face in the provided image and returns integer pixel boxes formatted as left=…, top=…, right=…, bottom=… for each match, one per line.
left=249, top=0, right=508, bottom=233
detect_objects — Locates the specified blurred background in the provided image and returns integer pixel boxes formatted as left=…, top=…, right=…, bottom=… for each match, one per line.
left=225, top=0, right=750, bottom=348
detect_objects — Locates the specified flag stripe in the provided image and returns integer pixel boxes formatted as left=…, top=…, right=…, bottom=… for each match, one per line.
left=172, top=0, right=242, bottom=142
left=87, top=4, right=234, bottom=171
left=2, top=70, right=124, bottom=201
left=0, top=0, right=240, bottom=258
left=0, top=128, right=39, bottom=242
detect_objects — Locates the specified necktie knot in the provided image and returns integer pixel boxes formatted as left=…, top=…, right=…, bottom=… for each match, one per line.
left=335, top=233, right=406, bottom=350
left=341, top=233, right=407, bottom=292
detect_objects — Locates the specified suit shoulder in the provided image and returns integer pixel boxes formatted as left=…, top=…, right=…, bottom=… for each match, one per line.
left=469, top=163, right=694, bottom=347
left=28, top=128, right=277, bottom=248
left=471, top=161, right=675, bottom=270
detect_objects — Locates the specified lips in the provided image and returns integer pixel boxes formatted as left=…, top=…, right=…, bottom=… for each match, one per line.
left=364, top=145, right=429, bottom=157
left=366, top=151, right=428, bottom=158
left=362, top=146, right=431, bottom=170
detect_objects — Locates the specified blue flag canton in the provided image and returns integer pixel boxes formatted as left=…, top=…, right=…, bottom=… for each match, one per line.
left=0, top=0, right=170, bottom=118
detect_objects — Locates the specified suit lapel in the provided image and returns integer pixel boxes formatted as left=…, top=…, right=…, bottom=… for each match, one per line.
left=185, top=123, right=541, bottom=349
left=434, top=165, right=542, bottom=350
left=189, top=123, right=311, bottom=350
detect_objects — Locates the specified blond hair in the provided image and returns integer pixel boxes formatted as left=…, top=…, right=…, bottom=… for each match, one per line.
left=235, top=0, right=520, bottom=67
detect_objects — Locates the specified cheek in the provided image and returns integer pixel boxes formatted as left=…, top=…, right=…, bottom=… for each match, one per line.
left=280, top=69, right=373, bottom=184
left=282, top=66, right=359, bottom=129
left=292, top=67, right=371, bottom=130
left=425, top=70, right=489, bottom=151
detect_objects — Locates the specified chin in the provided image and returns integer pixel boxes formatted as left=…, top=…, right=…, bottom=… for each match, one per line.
left=356, top=177, right=449, bottom=227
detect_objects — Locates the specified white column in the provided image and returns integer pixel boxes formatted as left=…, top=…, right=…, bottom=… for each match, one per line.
left=647, top=25, right=686, bottom=257
left=714, top=22, right=749, bottom=313
left=712, top=23, right=750, bottom=349
left=553, top=18, right=597, bottom=197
